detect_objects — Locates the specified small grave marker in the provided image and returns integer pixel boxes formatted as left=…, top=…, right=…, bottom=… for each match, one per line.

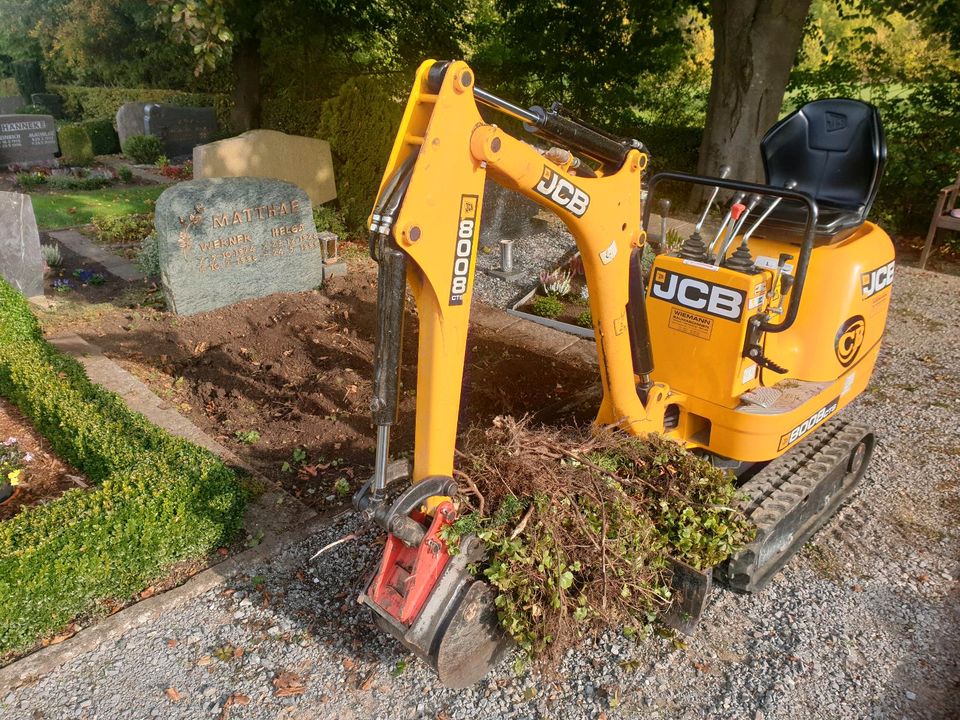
left=155, top=178, right=345, bottom=315
left=0, top=191, right=43, bottom=297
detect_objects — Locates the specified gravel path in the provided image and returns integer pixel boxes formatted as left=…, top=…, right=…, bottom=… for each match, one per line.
left=3, top=264, right=959, bottom=720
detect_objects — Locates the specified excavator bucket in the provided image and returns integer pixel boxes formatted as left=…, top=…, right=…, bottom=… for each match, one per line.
left=361, top=540, right=510, bottom=688
left=354, top=468, right=512, bottom=687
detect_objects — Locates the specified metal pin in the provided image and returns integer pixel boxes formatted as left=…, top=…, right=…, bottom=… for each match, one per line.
left=500, top=239, right=514, bottom=273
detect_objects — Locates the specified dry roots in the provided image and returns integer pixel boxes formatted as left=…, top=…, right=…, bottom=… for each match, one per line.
left=446, top=415, right=752, bottom=664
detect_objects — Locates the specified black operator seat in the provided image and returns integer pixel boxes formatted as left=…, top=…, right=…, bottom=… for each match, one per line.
left=757, top=98, right=886, bottom=244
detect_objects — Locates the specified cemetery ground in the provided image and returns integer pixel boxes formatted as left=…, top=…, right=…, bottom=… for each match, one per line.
left=0, top=218, right=958, bottom=718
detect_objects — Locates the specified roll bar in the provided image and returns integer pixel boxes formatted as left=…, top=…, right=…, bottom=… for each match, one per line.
left=644, top=171, right=818, bottom=334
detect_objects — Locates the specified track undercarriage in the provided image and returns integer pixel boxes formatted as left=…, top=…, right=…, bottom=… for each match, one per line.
left=718, top=417, right=875, bottom=593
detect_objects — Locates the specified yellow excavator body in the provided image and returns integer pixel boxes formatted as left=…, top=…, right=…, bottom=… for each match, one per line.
left=353, top=59, right=892, bottom=687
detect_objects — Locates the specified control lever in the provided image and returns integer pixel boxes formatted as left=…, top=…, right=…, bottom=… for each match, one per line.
left=694, top=164, right=732, bottom=233
left=678, top=165, right=731, bottom=261
left=658, top=198, right=671, bottom=250
left=716, top=193, right=762, bottom=265
left=768, top=252, right=795, bottom=314
left=707, top=191, right=746, bottom=257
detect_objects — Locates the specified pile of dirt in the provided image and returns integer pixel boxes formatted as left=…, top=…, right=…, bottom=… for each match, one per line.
left=72, top=267, right=599, bottom=509
left=447, top=415, right=754, bottom=665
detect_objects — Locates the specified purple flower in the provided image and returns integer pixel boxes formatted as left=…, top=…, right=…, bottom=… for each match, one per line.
left=23, top=452, right=33, bottom=462
left=2, top=437, right=16, bottom=446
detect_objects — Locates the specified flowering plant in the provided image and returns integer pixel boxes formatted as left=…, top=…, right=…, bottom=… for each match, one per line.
left=1, top=437, right=30, bottom=501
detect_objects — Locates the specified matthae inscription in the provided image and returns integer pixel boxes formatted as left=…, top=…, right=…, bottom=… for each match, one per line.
left=155, top=178, right=333, bottom=315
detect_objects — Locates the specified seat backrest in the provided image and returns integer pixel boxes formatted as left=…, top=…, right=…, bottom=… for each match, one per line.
left=761, top=98, right=886, bottom=215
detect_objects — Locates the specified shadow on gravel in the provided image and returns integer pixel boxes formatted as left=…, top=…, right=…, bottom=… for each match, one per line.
left=880, top=585, right=960, bottom=719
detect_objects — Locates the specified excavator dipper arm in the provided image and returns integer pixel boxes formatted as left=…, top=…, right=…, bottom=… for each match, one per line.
left=354, top=59, right=669, bottom=685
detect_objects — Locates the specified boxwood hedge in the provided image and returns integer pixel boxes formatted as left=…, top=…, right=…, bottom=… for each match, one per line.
left=0, top=279, right=248, bottom=655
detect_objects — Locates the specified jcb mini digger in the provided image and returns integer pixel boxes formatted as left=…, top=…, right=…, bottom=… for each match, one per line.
left=350, top=60, right=894, bottom=687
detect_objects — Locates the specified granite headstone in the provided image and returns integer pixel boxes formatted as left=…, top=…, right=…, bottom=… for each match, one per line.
left=116, top=102, right=218, bottom=157
left=0, top=192, right=43, bottom=297
left=193, top=129, right=337, bottom=206
left=146, top=104, right=217, bottom=157
left=116, top=101, right=149, bottom=148
left=155, top=177, right=342, bottom=315
left=0, top=114, right=59, bottom=166
left=30, top=93, right=64, bottom=118
left=0, top=97, right=22, bottom=114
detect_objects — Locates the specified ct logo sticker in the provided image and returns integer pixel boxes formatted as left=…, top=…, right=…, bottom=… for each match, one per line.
left=835, top=315, right=865, bottom=368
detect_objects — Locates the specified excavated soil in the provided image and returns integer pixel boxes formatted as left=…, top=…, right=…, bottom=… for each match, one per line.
left=71, top=266, right=598, bottom=509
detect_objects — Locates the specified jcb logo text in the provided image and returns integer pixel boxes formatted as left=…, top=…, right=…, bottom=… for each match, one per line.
left=861, top=261, right=894, bottom=298
left=533, top=167, right=590, bottom=217
left=650, top=269, right=745, bottom=321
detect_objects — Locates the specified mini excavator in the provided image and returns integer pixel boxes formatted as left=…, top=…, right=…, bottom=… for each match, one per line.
left=351, top=60, right=894, bottom=687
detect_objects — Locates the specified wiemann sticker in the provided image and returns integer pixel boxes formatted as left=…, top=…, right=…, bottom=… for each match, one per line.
left=668, top=306, right=714, bottom=340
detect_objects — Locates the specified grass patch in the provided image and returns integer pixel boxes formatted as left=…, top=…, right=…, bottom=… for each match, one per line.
left=30, top=186, right=166, bottom=230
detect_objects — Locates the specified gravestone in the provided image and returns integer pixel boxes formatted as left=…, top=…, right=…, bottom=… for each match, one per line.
left=155, top=178, right=345, bottom=315
left=116, top=102, right=218, bottom=158
left=0, top=192, right=43, bottom=297
left=0, top=114, right=59, bottom=166
left=145, top=104, right=217, bottom=157
left=30, top=93, right=64, bottom=118
left=115, top=102, right=149, bottom=149
left=193, top=129, right=337, bottom=206
left=0, top=97, right=21, bottom=114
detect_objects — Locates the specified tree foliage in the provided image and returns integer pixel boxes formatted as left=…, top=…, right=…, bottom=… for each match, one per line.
left=471, top=0, right=691, bottom=128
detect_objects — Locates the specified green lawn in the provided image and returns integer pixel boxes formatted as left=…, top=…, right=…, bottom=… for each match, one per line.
left=30, top=185, right=166, bottom=229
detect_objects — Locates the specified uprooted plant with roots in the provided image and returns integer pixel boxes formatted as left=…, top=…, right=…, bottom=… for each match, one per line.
left=441, top=416, right=754, bottom=666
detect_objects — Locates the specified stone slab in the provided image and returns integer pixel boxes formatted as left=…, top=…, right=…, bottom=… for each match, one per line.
left=193, top=129, right=337, bottom=206
left=145, top=104, right=217, bottom=157
left=116, top=102, right=217, bottom=157
left=48, top=229, right=144, bottom=282
left=30, top=93, right=63, bottom=118
left=0, top=96, right=21, bottom=114
left=115, top=101, right=149, bottom=149
left=155, top=177, right=333, bottom=315
left=0, top=114, right=58, bottom=166
left=0, top=191, right=43, bottom=297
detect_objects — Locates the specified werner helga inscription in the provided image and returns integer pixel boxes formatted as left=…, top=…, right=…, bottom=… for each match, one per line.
left=0, top=114, right=59, bottom=166
left=155, top=178, right=341, bottom=315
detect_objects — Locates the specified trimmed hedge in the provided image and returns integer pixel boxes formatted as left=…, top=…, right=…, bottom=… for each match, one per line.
left=50, top=84, right=230, bottom=130
left=318, top=76, right=404, bottom=234
left=80, top=118, right=121, bottom=155
left=57, top=125, right=95, bottom=167
left=12, top=60, right=45, bottom=104
left=0, top=279, right=248, bottom=655
left=630, top=124, right=702, bottom=175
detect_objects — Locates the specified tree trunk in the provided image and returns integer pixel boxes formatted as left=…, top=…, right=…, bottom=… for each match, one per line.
left=696, top=0, right=812, bottom=183
left=230, top=34, right=262, bottom=132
